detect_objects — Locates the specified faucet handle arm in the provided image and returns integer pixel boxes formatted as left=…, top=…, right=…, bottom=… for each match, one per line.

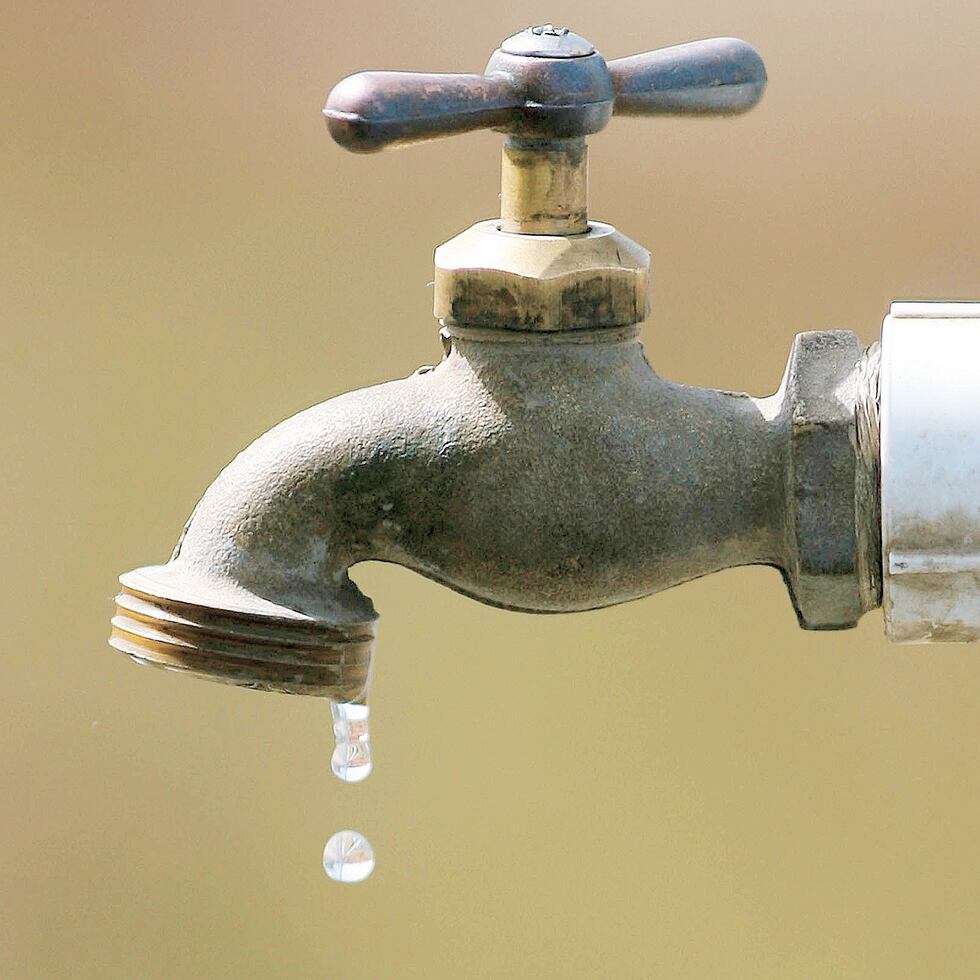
left=324, top=30, right=767, bottom=154
left=324, top=71, right=520, bottom=153
left=609, top=37, right=767, bottom=117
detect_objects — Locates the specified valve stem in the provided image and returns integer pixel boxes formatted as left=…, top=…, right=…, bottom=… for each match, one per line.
left=500, top=136, right=588, bottom=235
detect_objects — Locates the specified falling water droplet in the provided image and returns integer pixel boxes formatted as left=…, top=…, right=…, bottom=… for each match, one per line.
left=323, top=830, right=375, bottom=883
left=330, top=701, right=372, bottom=783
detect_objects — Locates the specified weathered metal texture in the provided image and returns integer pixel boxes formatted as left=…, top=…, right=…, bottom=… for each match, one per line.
left=499, top=137, right=588, bottom=236
left=325, top=28, right=768, bottom=334
left=499, top=25, right=594, bottom=59
left=324, top=71, right=518, bottom=153
left=434, top=220, right=649, bottom=331
left=780, top=331, right=882, bottom=629
left=110, top=583, right=374, bottom=698
left=322, top=30, right=767, bottom=153
left=609, top=38, right=767, bottom=116
left=112, top=325, right=880, bottom=697
left=110, top=28, right=882, bottom=697
left=880, top=303, right=980, bottom=642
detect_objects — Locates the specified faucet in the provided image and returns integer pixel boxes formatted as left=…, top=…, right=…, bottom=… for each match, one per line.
left=109, top=26, right=980, bottom=702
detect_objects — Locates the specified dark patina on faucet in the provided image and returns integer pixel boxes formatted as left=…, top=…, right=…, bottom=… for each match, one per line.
left=110, top=27, right=882, bottom=699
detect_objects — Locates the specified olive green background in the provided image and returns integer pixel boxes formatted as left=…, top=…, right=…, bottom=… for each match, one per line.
left=4, top=1, right=980, bottom=977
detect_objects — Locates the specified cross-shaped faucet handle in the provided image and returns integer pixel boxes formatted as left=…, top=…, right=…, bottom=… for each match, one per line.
left=324, top=29, right=767, bottom=153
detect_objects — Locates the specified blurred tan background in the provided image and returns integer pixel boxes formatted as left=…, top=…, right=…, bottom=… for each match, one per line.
left=4, top=0, right=980, bottom=977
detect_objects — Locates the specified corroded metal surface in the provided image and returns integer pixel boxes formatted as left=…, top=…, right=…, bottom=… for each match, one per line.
left=609, top=38, right=767, bottom=116
left=499, top=137, right=588, bottom=236
left=322, top=31, right=766, bottom=152
left=110, top=581, right=373, bottom=698
left=781, top=331, right=882, bottom=629
left=113, top=325, right=879, bottom=697
left=110, top=28, right=882, bottom=697
left=434, top=220, right=649, bottom=331
left=499, top=25, right=594, bottom=59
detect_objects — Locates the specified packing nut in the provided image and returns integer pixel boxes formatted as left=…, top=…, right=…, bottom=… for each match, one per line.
left=434, top=220, right=651, bottom=331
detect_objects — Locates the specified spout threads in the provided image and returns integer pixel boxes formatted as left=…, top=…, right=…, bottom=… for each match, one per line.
left=110, top=582, right=374, bottom=698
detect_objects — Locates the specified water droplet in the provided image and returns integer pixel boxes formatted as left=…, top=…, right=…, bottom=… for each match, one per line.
left=323, top=830, right=375, bottom=883
left=330, top=701, right=372, bottom=783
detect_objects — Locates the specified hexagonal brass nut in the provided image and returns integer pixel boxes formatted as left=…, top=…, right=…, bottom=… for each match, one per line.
left=783, top=330, right=872, bottom=630
left=434, top=220, right=650, bottom=331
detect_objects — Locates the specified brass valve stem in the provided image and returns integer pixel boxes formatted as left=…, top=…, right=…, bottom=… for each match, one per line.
left=499, top=137, right=588, bottom=235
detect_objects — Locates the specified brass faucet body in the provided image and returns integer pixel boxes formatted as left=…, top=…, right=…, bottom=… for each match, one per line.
left=111, top=29, right=883, bottom=699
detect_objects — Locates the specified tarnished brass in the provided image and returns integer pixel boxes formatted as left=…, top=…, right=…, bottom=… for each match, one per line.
left=434, top=220, right=650, bottom=331
left=321, top=28, right=768, bottom=334
left=110, top=29, right=888, bottom=700
left=500, top=137, right=588, bottom=236
left=444, top=126, right=648, bottom=331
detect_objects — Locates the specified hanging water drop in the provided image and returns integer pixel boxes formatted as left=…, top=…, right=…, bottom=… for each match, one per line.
left=330, top=701, right=372, bottom=783
left=323, top=829, right=375, bottom=883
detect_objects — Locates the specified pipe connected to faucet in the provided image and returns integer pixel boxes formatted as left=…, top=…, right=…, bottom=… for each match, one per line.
left=111, top=27, right=890, bottom=702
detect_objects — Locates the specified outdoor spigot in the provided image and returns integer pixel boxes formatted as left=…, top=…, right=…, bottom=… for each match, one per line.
left=120, top=26, right=980, bottom=707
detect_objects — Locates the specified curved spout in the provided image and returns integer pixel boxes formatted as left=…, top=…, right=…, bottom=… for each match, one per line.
left=111, top=326, right=877, bottom=698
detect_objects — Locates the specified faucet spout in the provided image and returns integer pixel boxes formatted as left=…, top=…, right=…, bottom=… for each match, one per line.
left=110, top=340, right=507, bottom=698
